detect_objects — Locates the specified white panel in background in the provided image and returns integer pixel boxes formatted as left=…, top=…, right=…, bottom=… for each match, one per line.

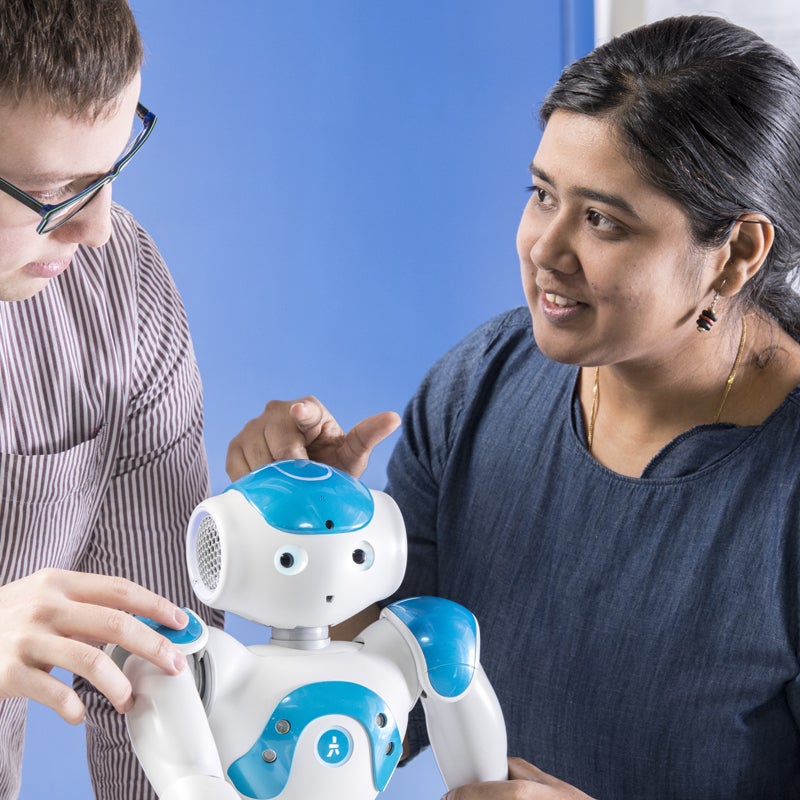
left=599, top=0, right=800, bottom=65
left=645, top=0, right=800, bottom=64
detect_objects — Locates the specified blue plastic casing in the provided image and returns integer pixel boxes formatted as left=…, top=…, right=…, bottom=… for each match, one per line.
left=387, top=597, right=479, bottom=698
left=227, top=681, right=402, bottom=799
left=134, top=607, right=205, bottom=647
left=229, top=460, right=374, bottom=534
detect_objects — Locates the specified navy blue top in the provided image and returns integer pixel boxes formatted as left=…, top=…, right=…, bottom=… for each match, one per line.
left=386, top=306, right=800, bottom=800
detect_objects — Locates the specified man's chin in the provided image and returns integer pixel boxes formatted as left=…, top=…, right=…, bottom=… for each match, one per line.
left=0, top=276, right=51, bottom=302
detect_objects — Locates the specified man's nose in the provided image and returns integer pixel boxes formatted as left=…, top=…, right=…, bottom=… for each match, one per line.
left=51, top=184, right=113, bottom=249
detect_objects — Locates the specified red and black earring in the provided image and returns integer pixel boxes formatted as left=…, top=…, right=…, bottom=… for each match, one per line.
left=696, top=282, right=725, bottom=332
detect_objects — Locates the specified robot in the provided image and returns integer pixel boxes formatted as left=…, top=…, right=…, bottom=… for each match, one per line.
left=109, top=459, right=507, bottom=800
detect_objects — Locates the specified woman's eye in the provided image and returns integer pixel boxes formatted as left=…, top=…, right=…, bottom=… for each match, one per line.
left=527, top=185, right=554, bottom=208
left=587, top=209, right=619, bottom=232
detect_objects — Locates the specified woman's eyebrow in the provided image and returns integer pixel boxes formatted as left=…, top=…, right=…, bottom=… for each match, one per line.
left=529, top=162, right=642, bottom=221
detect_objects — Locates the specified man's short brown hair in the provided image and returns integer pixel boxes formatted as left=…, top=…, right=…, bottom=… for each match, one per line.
left=0, top=0, right=143, bottom=117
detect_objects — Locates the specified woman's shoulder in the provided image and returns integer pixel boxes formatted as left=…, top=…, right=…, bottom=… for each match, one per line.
left=435, top=306, right=540, bottom=370
left=409, top=306, right=562, bottom=422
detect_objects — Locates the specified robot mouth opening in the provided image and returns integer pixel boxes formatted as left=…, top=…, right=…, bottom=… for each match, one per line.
left=326, top=595, right=334, bottom=603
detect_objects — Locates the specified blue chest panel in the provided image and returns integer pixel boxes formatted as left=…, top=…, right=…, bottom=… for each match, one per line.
left=229, top=459, right=374, bottom=534
left=227, top=681, right=402, bottom=799
left=388, top=596, right=479, bottom=697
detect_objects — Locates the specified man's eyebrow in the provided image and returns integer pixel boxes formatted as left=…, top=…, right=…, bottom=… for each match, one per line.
left=9, top=169, right=98, bottom=185
left=25, top=172, right=97, bottom=184
left=529, top=162, right=642, bottom=221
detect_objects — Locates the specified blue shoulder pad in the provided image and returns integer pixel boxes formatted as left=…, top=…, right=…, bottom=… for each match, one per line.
left=228, top=459, right=374, bottom=534
left=135, top=607, right=207, bottom=654
left=387, top=597, right=478, bottom=698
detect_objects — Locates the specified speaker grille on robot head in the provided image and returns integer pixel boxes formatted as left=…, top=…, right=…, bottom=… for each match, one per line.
left=196, top=514, right=221, bottom=591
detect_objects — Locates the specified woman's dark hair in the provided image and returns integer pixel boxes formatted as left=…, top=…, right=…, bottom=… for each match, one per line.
left=541, top=14, right=800, bottom=341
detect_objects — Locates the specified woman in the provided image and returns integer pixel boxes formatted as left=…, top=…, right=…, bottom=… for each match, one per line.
left=229, top=16, right=800, bottom=799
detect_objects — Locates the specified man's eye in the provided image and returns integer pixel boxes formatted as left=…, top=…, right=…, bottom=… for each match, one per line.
left=28, top=187, right=70, bottom=203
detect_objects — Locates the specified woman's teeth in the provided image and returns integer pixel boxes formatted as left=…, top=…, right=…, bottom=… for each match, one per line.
left=545, top=292, right=577, bottom=308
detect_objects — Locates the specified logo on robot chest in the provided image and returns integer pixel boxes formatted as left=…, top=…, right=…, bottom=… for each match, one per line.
left=226, top=681, right=402, bottom=799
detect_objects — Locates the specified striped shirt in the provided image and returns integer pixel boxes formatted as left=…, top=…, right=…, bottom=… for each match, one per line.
left=0, top=204, right=223, bottom=799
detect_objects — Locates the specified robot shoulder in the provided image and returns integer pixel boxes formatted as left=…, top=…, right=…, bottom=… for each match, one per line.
left=134, top=607, right=210, bottom=655
left=106, top=607, right=209, bottom=668
left=382, top=597, right=479, bottom=698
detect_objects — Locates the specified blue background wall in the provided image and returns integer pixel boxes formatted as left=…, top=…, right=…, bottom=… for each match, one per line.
left=20, top=1, right=590, bottom=796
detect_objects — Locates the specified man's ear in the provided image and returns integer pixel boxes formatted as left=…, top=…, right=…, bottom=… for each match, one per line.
left=718, top=213, right=775, bottom=295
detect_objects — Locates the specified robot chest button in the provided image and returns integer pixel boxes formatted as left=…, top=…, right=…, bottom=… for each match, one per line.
left=315, top=727, right=353, bottom=766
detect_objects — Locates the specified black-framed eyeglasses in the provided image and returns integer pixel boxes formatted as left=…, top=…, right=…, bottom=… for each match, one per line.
left=0, top=102, right=156, bottom=234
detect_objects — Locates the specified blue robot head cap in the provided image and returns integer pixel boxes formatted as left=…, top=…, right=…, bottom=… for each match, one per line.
left=227, top=460, right=375, bottom=534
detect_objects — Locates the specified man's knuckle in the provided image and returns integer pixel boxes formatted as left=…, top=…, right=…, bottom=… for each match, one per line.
left=107, top=574, right=134, bottom=600
left=26, top=600, right=54, bottom=626
left=8, top=632, right=33, bottom=660
left=76, top=644, right=107, bottom=674
left=32, top=567, right=63, bottom=591
left=104, top=609, right=133, bottom=639
left=51, top=681, right=79, bottom=714
left=151, top=634, right=173, bottom=660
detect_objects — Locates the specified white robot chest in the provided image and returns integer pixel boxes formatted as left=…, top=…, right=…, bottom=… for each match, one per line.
left=205, top=641, right=412, bottom=800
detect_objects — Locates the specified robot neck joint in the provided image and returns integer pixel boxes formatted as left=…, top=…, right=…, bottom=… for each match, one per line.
left=270, top=626, right=331, bottom=650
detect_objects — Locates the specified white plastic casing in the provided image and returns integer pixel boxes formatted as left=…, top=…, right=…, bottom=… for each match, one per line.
left=186, top=488, right=407, bottom=629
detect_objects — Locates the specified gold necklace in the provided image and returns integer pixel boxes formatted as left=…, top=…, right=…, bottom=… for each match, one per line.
left=587, top=365, right=600, bottom=450
left=586, top=315, right=748, bottom=451
left=713, top=314, right=747, bottom=423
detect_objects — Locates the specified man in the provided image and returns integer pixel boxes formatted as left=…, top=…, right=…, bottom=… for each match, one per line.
left=0, top=1, right=222, bottom=797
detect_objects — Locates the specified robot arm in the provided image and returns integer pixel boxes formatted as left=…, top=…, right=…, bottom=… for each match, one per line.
left=380, top=598, right=508, bottom=790
left=113, top=610, right=240, bottom=800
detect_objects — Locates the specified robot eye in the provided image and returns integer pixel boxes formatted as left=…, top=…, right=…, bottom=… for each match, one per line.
left=274, top=545, right=308, bottom=575
left=352, top=542, right=375, bottom=570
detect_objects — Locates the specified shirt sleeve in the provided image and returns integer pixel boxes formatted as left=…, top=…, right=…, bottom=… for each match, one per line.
left=73, top=219, right=223, bottom=800
left=384, top=310, right=522, bottom=761
left=386, top=310, right=523, bottom=601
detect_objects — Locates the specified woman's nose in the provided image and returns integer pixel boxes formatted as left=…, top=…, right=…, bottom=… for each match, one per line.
left=528, top=215, right=580, bottom=274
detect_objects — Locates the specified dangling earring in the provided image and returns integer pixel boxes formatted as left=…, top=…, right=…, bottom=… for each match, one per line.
left=696, top=280, right=726, bottom=332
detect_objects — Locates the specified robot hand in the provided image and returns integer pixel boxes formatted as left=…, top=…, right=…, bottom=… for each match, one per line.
left=113, top=611, right=239, bottom=800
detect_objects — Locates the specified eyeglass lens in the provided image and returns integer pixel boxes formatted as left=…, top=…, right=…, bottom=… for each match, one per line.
left=38, top=113, right=149, bottom=233
left=39, top=188, right=105, bottom=233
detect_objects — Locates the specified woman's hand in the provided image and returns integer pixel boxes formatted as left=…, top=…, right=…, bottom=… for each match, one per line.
left=226, top=396, right=401, bottom=480
left=0, top=568, right=190, bottom=724
left=443, top=758, right=596, bottom=799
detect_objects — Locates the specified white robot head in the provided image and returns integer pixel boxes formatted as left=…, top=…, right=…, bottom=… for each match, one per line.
left=185, top=460, right=407, bottom=629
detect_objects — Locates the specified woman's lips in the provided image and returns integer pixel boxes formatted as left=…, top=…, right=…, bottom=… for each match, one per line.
left=538, top=288, right=586, bottom=320
left=23, top=257, right=72, bottom=280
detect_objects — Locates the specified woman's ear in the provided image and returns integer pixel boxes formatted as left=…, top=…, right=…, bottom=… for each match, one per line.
left=719, top=213, right=775, bottom=295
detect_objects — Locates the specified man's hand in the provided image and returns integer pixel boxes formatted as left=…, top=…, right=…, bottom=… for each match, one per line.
left=226, top=396, right=400, bottom=480
left=0, top=568, right=190, bottom=723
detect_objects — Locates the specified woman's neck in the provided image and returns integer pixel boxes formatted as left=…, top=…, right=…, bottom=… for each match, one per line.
left=580, top=314, right=800, bottom=477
